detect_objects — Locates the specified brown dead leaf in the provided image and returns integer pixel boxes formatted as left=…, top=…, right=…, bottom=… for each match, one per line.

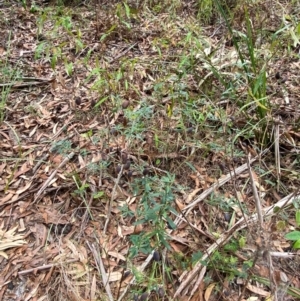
left=246, top=283, right=270, bottom=297
left=255, top=265, right=269, bottom=278
left=185, top=188, right=202, bottom=203
left=78, top=154, right=86, bottom=169
left=14, top=162, right=31, bottom=179
left=169, top=241, right=185, bottom=253
left=204, top=283, right=215, bottom=301
left=52, top=154, right=63, bottom=164
left=134, top=224, right=143, bottom=234
left=108, top=271, right=122, bottom=282
left=16, top=181, right=32, bottom=194
left=190, top=174, right=200, bottom=188
left=0, top=163, right=6, bottom=174
left=91, top=274, right=97, bottom=300
left=175, top=198, right=185, bottom=210
left=120, top=225, right=135, bottom=236
left=0, top=193, right=14, bottom=205
left=0, top=46, right=5, bottom=56
left=108, top=251, right=126, bottom=261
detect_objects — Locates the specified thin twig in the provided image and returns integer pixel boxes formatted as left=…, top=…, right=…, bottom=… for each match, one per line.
left=103, top=165, right=123, bottom=234
left=108, top=43, right=138, bottom=63
left=269, top=252, right=297, bottom=258
left=274, top=119, right=281, bottom=191
left=18, top=259, right=78, bottom=276
left=33, top=152, right=75, bottom=204
left=247, top=153, right=264, bottom=227
left=266, top=249, right=278, bottom=301
left=117, top=250, right=155, bottom=301
left=86, top=241, right=114, bottom=301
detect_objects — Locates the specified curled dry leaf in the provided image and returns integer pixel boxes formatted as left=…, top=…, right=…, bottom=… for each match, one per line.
left=204, top=283, right=215, bottom=301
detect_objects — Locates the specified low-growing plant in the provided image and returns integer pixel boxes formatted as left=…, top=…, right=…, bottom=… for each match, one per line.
left=0, top=38, right=21, bottom=123
left=195, top=0, right=279, bottom=146
left=285, top=210, right=300, bottom=249
left=51, top=139, right=73, bottom=155
left=120, top=173, right=178, bottom=259
left=35, top=6, right=84, bottom=70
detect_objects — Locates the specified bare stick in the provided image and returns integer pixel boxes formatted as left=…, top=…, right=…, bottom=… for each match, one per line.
left=33, top=152, right=75, bottom=204
left=18, top=259, right=78, bottom=276
left=247, top=154, right=264, bottom=227
left=103, top=166, right=123, bottom=234
left=109, top=43, right=138, bottom=63
left=0, top=77, right=54, bottom=88
left=87, top=241, right=114, bottom=301
left=117, top=251, right=155, bottom=301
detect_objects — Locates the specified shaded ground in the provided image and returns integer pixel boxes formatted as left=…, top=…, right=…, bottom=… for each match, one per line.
left=1, top=0, right=300, bottom=300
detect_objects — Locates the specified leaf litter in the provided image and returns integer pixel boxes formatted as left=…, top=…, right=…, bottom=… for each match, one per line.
left=1, top=0, right=300, bottom=300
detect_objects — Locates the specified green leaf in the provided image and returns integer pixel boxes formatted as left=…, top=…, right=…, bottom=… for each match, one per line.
left=296, top=23, right=300, bottom=36
left=81, top=130, right=93, bottom=138
left=65, top=62, right=73, bottom=76
left=290, top=26, right=300, bottom=47
left=94, top=96, right=109, bottom=108
left=293, top=239, right=300, bottom=249
left=296, top=210, right=300, bottom=227
left=165, top=216, right=176, bottom=229
left=192, top=251, right=203, bottom=265
left=239, top=236, right=246, bottom=248
left=35, top=42, right=46, bottom=59
left=93, top=191, right=104, bottom=198
left=285, top=231, right=300, bottom=241
left=123, top=2, right=131, bottom=19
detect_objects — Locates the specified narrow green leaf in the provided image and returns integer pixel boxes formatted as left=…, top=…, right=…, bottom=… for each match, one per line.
left=296, top=210, right=300, bottom=227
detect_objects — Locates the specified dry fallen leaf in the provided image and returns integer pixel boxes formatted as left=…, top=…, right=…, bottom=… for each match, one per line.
left=204, top=283, right=215, bottom=301
left=108, top=271, right=122, bottom=282
left=246, top=283, right=270, bottom=297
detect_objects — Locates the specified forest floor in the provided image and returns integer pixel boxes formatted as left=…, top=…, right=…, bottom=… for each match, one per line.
left=1, top=0, right=300, bottom=300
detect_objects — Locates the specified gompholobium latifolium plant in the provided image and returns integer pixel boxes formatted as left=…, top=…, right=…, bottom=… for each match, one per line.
left=120, top=172, right=178, bottom=259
